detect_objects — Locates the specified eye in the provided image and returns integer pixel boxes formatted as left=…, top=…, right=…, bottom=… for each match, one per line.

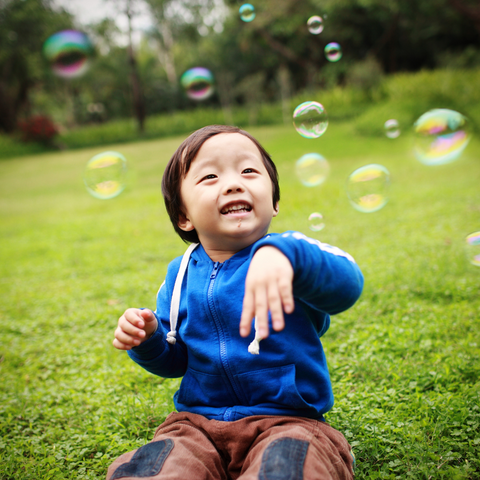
left=201, top=174, right=217, bottom=181
left=242, top=168, right=257, bottom=174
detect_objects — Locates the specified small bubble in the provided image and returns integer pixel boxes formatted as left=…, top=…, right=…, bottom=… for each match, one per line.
left=413, top=109, right=470, bottom=165
left=308, top=212, right=325, bottom=232
left=384, top=119, right=400, bottom=139
left=293, top=101, right=328, bottom=139
left=465, top=231, right=480, bottom=267
left=180, top=67, right=214, bottom=101
left=43, top=30, right=93, bottom=79
left=84, top=151, right=127, bottom=200
left=324, top=42, right=342, bottom=62
left=239, top=4, right=255, bottom=22
left=295, top=153, right=329, bottom=187
left=346, top=164, right=390, bottom=213
left=307, top=16, right=323, bottom=34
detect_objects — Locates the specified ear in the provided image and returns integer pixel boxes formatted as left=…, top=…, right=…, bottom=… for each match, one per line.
left=177, top=212, right=195, bottom=232
left=272, top=202, right=279, bottom=217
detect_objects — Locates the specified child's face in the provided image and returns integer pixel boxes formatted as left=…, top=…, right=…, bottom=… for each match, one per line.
left=178, top=133, right=279, bottom=256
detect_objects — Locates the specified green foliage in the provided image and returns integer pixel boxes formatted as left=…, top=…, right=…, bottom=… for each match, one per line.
left=2, top=68, right=479, bottom=158
left=354, top=68, right=480, bottom=136
left=0, top=0, right=73, bottom=132
left=0, top=123, right=479, bottom=478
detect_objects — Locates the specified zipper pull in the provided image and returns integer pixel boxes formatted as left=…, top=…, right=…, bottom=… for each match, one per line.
left=210, top=262, right=220, bottom=279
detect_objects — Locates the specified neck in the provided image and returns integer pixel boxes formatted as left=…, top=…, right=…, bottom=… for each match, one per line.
left=203, top=247, right=239, bottom=263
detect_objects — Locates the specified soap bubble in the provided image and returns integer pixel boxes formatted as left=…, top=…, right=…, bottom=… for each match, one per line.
left=239, top=4, right=255, bottom=22
left=308, top=212, right=325, bottom=232
left=43, top=30, right=93, bottom=78
left=346, top=164, right=390, bottom=213
left=180, top=67, right=214, bottom=101
left=293, top=101, right=328, bottom=138
left=295, top=153, right=329, bottom=187
left=466, top=231, right=480, bottom=267
left=324, top=42, right=342, bottom=62
left=84, top=151, right=127, bottom=200
left=384, top=119, right=400, bottom=139
left=413, top=109, right=470, bottom=165
left=307, top=16, right=324, bottom=34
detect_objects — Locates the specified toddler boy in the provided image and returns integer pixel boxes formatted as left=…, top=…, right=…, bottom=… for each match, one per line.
left=108, top=125, right=364, bottom=480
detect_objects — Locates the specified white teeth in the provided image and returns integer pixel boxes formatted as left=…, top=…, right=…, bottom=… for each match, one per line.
left=222, top=203, right=251, bottom=214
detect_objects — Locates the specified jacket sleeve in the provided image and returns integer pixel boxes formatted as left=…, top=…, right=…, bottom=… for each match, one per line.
left=251, top=231, right=364, bottom=316
left=127, top=258, right=188, bottom=378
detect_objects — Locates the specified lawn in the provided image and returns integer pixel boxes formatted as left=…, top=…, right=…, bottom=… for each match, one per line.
left=0, top=122, right=479, bottom=479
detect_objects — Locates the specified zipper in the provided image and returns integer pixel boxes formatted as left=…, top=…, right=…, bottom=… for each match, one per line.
left=207, top=262, right=243, bottom=405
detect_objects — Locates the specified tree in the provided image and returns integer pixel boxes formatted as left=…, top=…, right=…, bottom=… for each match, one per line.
left=0, top=0, right=73, bottom=133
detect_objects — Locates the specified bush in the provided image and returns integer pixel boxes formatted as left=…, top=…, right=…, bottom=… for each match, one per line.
left=17, top=115, right=58, bottom=145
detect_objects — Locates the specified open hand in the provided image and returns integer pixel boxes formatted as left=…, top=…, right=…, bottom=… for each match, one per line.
left=113, top=308, right=158, bottom=350
left=240, top=246, right=294, bottom=339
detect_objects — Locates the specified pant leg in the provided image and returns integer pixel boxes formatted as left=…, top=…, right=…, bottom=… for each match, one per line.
left=235, top=417, right=353, bottom=480
left=106, top=413, right=228, bottom=480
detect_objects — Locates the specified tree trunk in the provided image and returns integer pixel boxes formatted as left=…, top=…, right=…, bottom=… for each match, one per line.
left=0, top=82, right=18, bottom=133
left=126, top=4, right=146, bottom=133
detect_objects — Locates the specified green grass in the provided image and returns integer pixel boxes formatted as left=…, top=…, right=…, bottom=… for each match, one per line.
left=0, top=122, right=479, bottom=479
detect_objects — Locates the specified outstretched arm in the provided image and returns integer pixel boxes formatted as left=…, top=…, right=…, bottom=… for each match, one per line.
left=240, top=232, right=364, bottom=339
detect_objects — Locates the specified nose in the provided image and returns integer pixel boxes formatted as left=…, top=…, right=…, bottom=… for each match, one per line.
left=223, top=176, right=245, bottom=195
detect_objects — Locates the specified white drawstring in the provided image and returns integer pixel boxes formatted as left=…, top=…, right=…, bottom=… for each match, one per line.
left=167, top=243, right=198, bottom=345
left=248, top=317, right=262, bottom=355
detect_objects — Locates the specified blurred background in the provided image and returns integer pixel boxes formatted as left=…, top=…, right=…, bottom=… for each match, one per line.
left=1, top=0, right=479, bottom=157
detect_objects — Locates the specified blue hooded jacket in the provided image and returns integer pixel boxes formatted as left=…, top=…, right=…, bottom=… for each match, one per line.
left=128, top=231, right=364, bottom=422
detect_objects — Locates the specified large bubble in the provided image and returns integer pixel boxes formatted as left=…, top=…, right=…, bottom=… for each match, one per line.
left=413, top=109, right=470, bottom=165
left=308, top=212, right=325, bottom=232
left=293, top=101, right=328, bottom=139
left=180, top=67, right=214, bottom=101
left=324, top=42, right=342, bottom=62
left=43, top=30, right=93, bottom=79
left=307, top=16, right=324, bottom=34
left=384, top=119, right=400, bottom=139
left=239, top=4, right=256, bottom=22
left=295, top=153, right=330, bottom=187
left=84, top=151, right=127, bottom=200
left=466, top=231, right=480, bottom=267
left=346, top=164, right=390, bottom=213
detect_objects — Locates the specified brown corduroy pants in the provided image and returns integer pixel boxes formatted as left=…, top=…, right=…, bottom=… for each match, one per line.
left=106, top=412, right=354, bottom=480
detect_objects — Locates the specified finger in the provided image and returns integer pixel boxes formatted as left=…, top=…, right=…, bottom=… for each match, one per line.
left=115, top=327, right=143, bottom=347
left=240, top=287, right=255, bottom=337
left=113, top=337, right=132, bottom=350
left=267, top=283, right=285, bottom=332
left=253, top=286, right=269, bottom=339
left=140, top=309, right=157, bottom=324
left=124, top=308, right=147, bottom=329
left=278, top=276, right=294, bottom=314
left=119, top=317, right=146, bottom=338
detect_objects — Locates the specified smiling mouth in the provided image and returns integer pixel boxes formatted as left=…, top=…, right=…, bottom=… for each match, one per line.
left=221, top=202, right=252, bottom=215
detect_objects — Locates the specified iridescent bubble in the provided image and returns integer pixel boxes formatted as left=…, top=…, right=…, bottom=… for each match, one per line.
left=384, top=119, right=400, bottom=139
left=293, top=101, right=328, bottom=139
left=295, top=153, right=330, bottom=187
left=465, top=231, right=480, bottom=267
left=346, top=164, right=390, bottom=213
left=180, top=67, right=214, bottom=101
left=84, top=151, right=127, bottom=200
left=324, top=42, right=342, bottom=62
left=43, top=30, right=93, bottom=79
left=239, top=4, right=256, bottom=22
left=413, top=109, right=470, bottom=165
left=308, top=212, right=325, bottom=232
left=307, top=16, right=324, bottom=34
